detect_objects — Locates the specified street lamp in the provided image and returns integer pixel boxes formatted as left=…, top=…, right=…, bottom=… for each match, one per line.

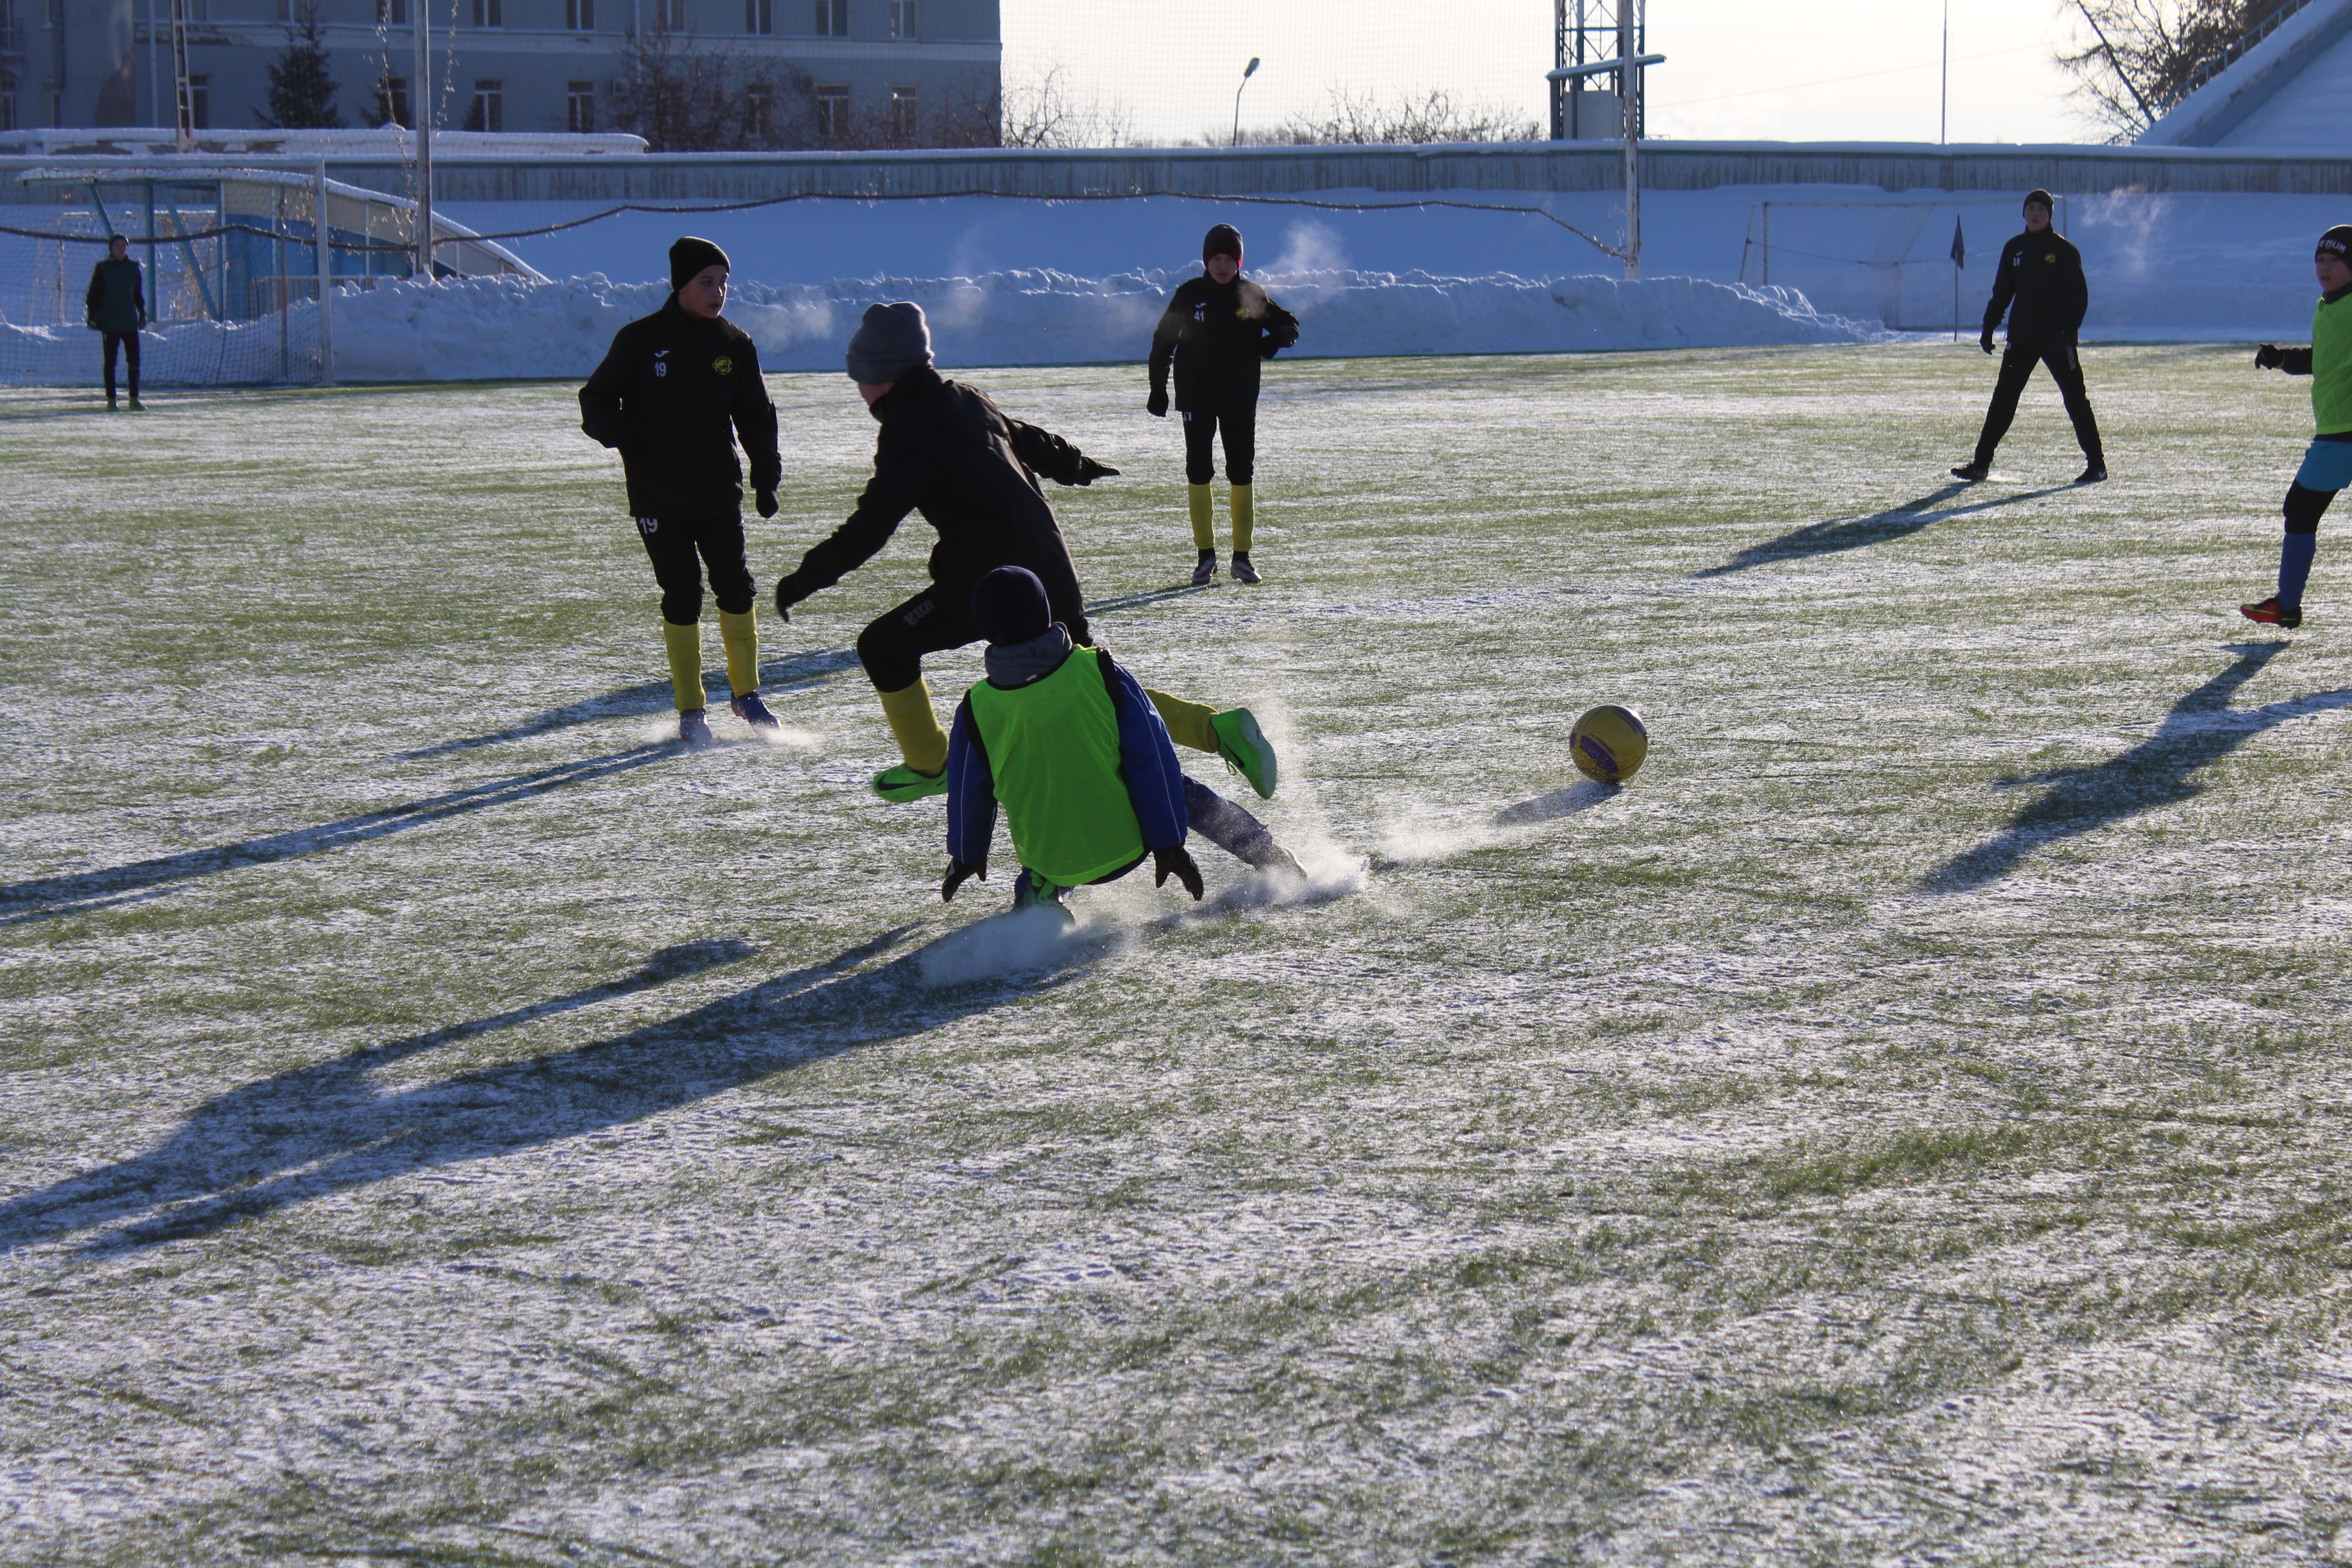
left=1232, top=57, right=1260, bottom=148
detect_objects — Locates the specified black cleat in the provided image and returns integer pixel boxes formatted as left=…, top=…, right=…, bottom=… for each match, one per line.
left=1231, top=551, right=1262, bottom=585
left=678, top=708, right=715, bottom=746
left=2077, top=462, right=2107, bottom=484
left=730, top=691, right=780, bottom=729
left=1950, top=461, right=1989, bottom=481
left=1191, top=550, right=1219, bottom=586
left=2240, top=596, right=2303, bottom=629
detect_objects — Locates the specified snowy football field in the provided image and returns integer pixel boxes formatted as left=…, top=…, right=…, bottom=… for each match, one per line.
left=5, top=344, right=2351, bottom=1564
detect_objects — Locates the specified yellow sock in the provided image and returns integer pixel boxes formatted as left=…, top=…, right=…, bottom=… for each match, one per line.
left=1147, top=688, right=1219, bottom=753
left=717, top=607, right=759, bottom=698
left=877, top=678, right=949, bottom=774
left=1187, top=483, right=1215, bottom=551
left=1230, top=483, right=1254, bottom=554
left=662, top=620, right=704, bottom=713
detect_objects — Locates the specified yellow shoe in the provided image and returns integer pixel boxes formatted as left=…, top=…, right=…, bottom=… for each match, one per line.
left=871, top=764, right=947, bottom=802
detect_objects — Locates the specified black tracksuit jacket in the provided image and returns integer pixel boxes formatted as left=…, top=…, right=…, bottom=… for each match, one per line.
left=1148, top=275, right=1301, bottom=412
left=1982, top=229, right=2089, bottom=347
left=772, top=364, right=1099, bottom=625
left=85, top=257, right=147, bottom=333
left=578, top=297, right=782, bottom=518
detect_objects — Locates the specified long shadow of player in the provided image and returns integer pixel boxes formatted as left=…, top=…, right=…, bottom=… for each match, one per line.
left=1923, top=644, right=2352, bottom=892
left=1694, top=483, right=2073, bottom=578
left=0, top=744, right=676, bottom=928
left=0, top=921, right=1098, bottom=1256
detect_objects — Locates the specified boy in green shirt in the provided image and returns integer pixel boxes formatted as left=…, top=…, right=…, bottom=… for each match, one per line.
left=2242, top=223, right=2352, bottom=629
left=940, top=567, right=1301, bottom=913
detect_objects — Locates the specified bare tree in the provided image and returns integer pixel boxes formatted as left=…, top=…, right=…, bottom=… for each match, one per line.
left=607, top=24, right=816, bottom=151
left=2058, top=0, right=2304, bottom=141
left=999, top=62, right=1135, bottom=149
left=1216, top=86, right=1540, bottom=147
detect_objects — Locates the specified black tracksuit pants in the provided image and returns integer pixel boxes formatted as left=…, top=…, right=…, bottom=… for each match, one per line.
left=103, top=332, right=140, bottom=401
left=1181, top=397, right=1257, bottom=486
left=637, top=514, right=753, bottom=624
left=1974, top=338, right=2103, bottom=466
left=856, top=582, right=1094, bottom=694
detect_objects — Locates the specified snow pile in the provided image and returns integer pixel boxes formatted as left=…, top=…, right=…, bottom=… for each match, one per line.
left=325, top=267, right=1869, bottom=382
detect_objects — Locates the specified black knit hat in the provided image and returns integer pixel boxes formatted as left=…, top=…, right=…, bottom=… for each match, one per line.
left=669, top=235, right=729, bottom=293
left=2319, top=225, right=2352, bottom=263
left=971, top=565, right=1052, bottom=646
left=2023, top=189, right=2055, bottom=212
left=1203, top=223, right=1243, bottom=263
left=844, top=301, right=934, bottom=384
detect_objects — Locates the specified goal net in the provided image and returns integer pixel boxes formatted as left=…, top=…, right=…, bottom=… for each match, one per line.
left=1735, top=196, right=2068, bottom=333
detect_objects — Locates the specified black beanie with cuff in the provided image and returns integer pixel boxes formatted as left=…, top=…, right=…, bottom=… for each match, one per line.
left=669, top=235, right=730, bottom=294
left=971, top=566, right=1053, bottom=646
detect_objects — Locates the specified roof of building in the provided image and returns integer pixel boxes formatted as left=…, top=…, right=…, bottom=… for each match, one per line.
left=2140, top=0, right=2352, bottom=147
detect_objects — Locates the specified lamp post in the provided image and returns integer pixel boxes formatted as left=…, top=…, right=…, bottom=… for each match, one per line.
left=1232, top=56, right=1260, bottom=148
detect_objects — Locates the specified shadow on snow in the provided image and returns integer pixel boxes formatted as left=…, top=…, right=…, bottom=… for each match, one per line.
left=1923, top=642, right=2352, bottom=892
left=1693, top=482, right=2074, bottom=578
left=1494, top=779, right=1621, bottom=825
left=0, top=922, right=1101, bottom=1255
left=0, top=745, right=674, bottom=927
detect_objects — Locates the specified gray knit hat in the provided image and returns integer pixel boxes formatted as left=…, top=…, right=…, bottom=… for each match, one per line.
left=845, top=301, right=933, bottom=384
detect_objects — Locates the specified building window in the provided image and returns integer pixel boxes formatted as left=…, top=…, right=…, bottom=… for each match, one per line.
left=374, top=75, right=412, bottom=126
left=184, top=0, right=209, bottom=17
left=652, top=0, right=686, bottom=28
left=889, top=84, right=918, bottom=138
left=888, top=0, right=914, bottom=38
left=745, top=79, right=774, bottom=137
left=814, top=83, right=847, bottom=140
left=566, top=80, right=596, bottom=132
left=745, top=0, right=771, bottom=33
left=185, top=74, right=211, bottom=128
left=471, top=0, right=502, bottom=24
left=566, top=0, right=594, bottom=26
left=277, top=0, right=293, bottom=18
left=466, top=79, right=504, bottom=132
left=376, top=0, right=409, bottom=22
left=813, top=0, right=845, bottom=36
left=0, top=91, right=15, bottom=135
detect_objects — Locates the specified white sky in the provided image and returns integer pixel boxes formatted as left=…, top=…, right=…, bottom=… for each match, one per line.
left=1000, top=1, right=2099, bottom=147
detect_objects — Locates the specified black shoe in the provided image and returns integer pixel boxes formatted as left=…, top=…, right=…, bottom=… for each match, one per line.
left=2240, top=596, right=2303, bottom=629
left=1950, top=461, right=1988, bottom=481
left=2077, top=462, right=2107, bottom=484
left=1191, top=550, right=1218, bottom=586
left=1231, top=551, right=1262, bottom=585
left=730, top=691, right=780, bottom=729
left=678, top=708, right=715, bottom=746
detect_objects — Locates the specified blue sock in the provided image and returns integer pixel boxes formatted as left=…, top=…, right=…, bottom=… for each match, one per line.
left=2280, top=530, right=2319, bottom=608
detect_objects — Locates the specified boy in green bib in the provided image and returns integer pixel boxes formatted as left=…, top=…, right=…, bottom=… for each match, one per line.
left=940, top=567, right=1301, bottom=913
left=2241, top=224, right=2352, bottom=629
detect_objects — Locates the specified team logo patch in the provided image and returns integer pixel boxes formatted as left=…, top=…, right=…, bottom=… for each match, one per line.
left=712, top=355, right=734, bottom=375
left=2044, top=253, right=2057, bottom=263
left=1235, top=307, right=1252, bottom=319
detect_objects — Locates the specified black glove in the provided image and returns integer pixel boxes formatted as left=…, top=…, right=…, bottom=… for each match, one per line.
left=1979, top=328, right=1996, bottom=355
left=1152, top=844, right=1204, bottom=901
left=772, top=580, right=796, bottom=622
left=1074, top=457, right=1119, bottom=486
left=941, top=859, right=985, bottom=902
left=1259, top=342, right=1281, bottom=360
left=755, top=489, right=779, bottom=518
left=2255, top=343, right=2284, bottom=370
left=1146, top=389, right=1169, bottom=418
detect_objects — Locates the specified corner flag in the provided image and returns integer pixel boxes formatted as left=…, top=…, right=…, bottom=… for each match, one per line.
left=1950, top=216, right=1966, bottom=267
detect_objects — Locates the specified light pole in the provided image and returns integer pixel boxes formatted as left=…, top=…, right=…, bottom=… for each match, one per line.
left=1232, top=57, right=1260, bottom=148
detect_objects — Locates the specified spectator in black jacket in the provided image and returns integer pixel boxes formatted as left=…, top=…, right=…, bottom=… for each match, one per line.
left=580, top=237, right=784, bottom=747
left=774, top=301, right=1282, bottom=807
left=84, top=235, right=147, bottom=412
left=1952, top=191, right=2107, bottom=484
left=1147, top=223, right=1301, bottom=585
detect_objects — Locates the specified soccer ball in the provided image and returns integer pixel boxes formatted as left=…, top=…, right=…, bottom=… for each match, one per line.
left=1570, top=704, right=1649, bottom=784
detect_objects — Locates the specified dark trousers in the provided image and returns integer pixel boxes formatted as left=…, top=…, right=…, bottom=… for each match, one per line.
left=1046, top=777, right=1287, bottom=899
left=1181, top=401, right=1257, bottom=486
left=102, top=331, right=140, bottom=401
left=857, top=580, right=1094, bottom=694
left=1974, top=339, right=2103, bottom=466
left=636, top=514, right=752, bottom=624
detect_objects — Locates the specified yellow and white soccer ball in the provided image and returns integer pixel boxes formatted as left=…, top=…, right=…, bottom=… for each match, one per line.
left=1570, top=704, right=1649, bottom=785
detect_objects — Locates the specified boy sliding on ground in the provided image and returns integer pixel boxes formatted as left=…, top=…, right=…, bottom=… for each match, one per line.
left=1951, top=190, right=2107, bottom=485
left=2240, top=224, right=2352, bottom=629
left=940, top=567, right=1302, bottom=914
left=580, top=236, right=784, bottom=746
left=1147, top=223, right=1300, bottom=586
left=772, top=301, right=1280, bottom=805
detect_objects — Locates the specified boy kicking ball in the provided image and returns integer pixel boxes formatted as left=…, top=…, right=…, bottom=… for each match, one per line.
left=2241, top=224, right=2352, bottom=630
left=939, top=567, right=1302, bottom=916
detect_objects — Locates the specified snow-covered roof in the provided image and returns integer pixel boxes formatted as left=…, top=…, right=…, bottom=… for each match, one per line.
left=0, top=127, right=647, bottom=159
left=2140, top=0, right=2352, bottom=147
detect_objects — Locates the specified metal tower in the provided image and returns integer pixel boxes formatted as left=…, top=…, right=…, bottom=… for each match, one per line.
left=1552, top=0, right=1644, bottom=141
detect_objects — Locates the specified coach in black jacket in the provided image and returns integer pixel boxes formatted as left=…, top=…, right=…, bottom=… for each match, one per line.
left=580, top=237, right=784, bottom=745
left=1953, top=191, right=2107, bottom=484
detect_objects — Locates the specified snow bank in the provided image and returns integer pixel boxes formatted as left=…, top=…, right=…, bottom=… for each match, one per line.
left=319, top=266, right=1868, bottom=382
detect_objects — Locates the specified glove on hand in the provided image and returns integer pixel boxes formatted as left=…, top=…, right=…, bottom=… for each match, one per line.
left=1074, top=457, right=1120, bottom=486
left=941, top=859, right=985, bottom=902
left=755, top=489, right=779, bottom=518
left=1146, top=389, right=1169, bottom=418
left=2255, top=343, right=2285, bottom=370
left=1979, top=329, right=1996, bottom=355
left=1152, top=844, right=1204, bottom=901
